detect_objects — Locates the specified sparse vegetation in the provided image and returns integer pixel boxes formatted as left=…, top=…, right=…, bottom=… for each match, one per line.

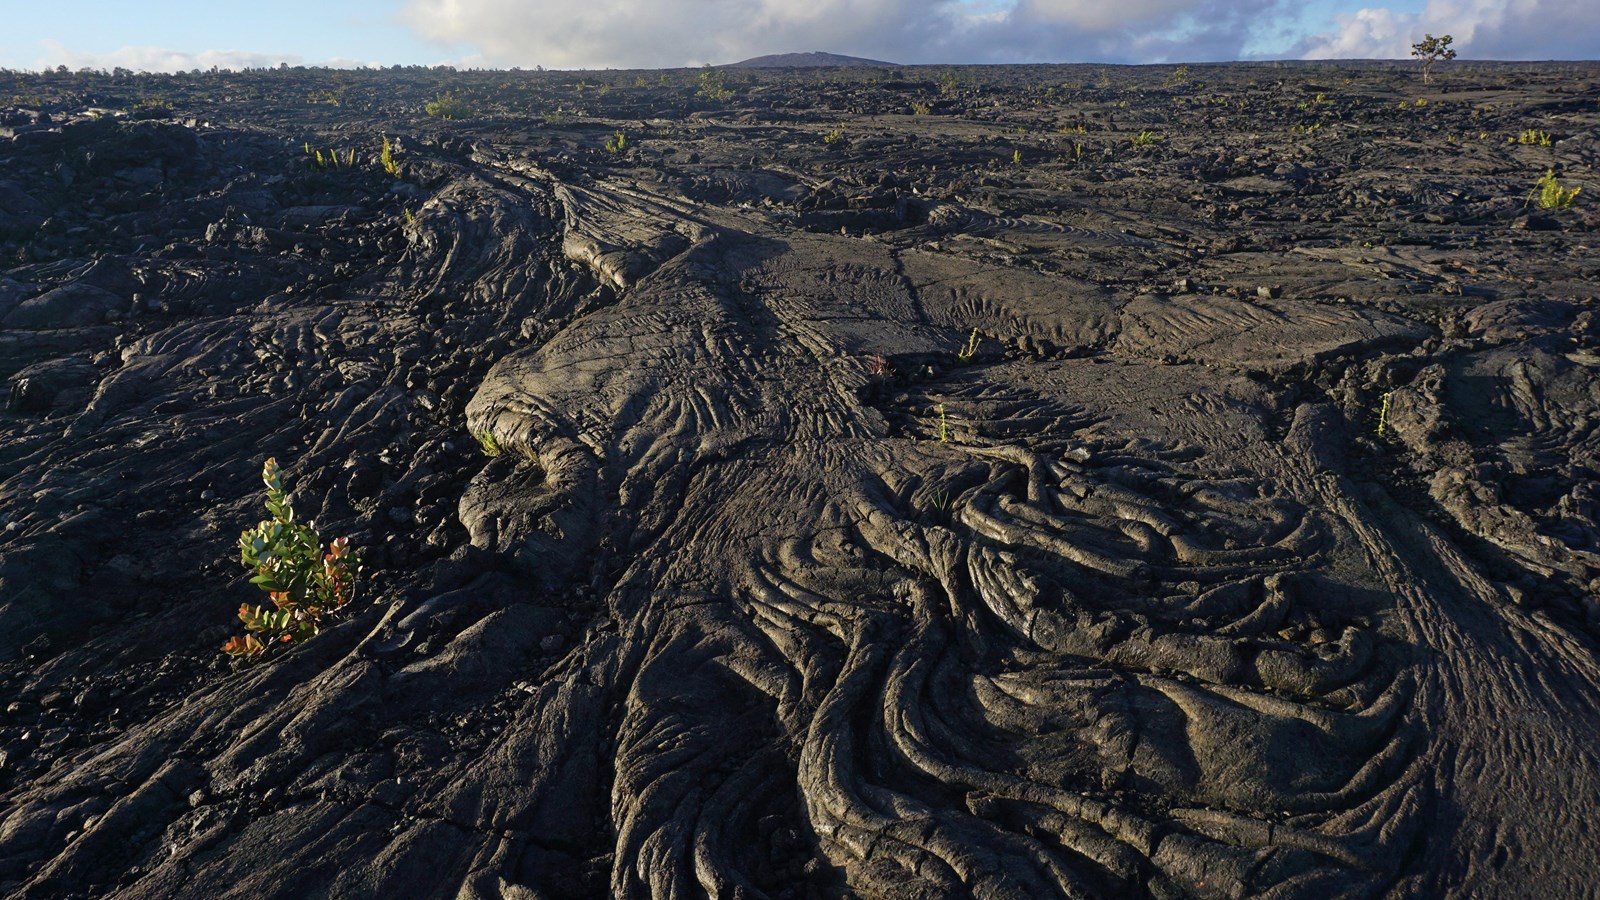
left=823, top=126, right=845, bottom=145
left=425, top=92, right=472, bottom=119
left=222, top=458, right=360, bottom=658
left=10, top=54, right=1600, bottom=893
left=380, top=134, right=400, bottom=176
left=956, top=327, right=982, bottom=362
left=475, top=429, right=504, bottom=457
left=910, top=100, right=932, bottom=116
left=1411, top=33, right=1456, bottom=84
left=1517, top=129, right=1553, bottom=146
left=1132, top=130, right=1163, bottom=146
left=304, top=143, right=356, bottom=171
left=698, top=66, right=733, bottom=102
left=1534, top=169, right=1580, bottom=209
left=938, top=69, right=960, bottom=96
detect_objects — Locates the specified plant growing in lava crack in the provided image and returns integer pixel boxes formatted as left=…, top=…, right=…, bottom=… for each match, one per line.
left=698, top=66, right=733, bottom=102
left=305, top=144, right=356, bottom=171
left=426, top=92, right=473, bottom=120
left=381, top=134, right=401, bottom=176
left=1534, top=169, right=1580, bottom=209
left=222, top=458, right=360, bottom=658
left=956, top=327, right=982, bottom=362
left=605, top=130, right=627, bottom=154
left=1411, top=34, right=1456, bottom=84
left=475, top=429, right=504, bottom=458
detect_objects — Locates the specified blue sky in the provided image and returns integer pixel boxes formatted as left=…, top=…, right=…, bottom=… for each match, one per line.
left=2, top=0, right=1588, bottom=72
left=3, top=2, right=454, bottom=69
left=1, top=3, right=460, bottom=70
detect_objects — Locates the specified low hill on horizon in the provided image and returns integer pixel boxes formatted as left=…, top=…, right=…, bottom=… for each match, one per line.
left=724, top=51, right=897, bottom=68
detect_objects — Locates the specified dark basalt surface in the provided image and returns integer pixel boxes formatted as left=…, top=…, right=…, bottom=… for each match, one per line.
left=0, top=61, right=1598, bottom=899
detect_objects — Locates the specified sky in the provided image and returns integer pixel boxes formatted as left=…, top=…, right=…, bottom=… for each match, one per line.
left=1, top=0, right=1595, bottom=73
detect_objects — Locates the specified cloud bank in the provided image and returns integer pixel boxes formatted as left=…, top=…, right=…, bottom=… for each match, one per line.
left=1297, top=0, right=1600, bottom=60
left=400, top=0, right=1600, bottom=68
left=20, top=0, right=1599, bottom=74
left=400, top=0, right=1282, bottom=68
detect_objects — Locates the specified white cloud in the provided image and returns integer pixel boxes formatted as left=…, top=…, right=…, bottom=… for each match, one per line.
left=401, top=0, right=955, bottom=68
left=1297, top=0, right=1600, bottom=59
left=1298, top=8, right=1414, bottom=58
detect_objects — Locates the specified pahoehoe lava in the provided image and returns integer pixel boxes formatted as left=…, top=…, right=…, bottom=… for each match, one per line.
left=1, top=61, right=1598, bottom=899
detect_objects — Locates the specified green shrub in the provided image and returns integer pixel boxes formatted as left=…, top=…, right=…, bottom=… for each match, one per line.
left=698, top=67, right=733, bottom=102
left=425, top=92, right=473, bottom=119
left=222, top=458, right=360, bottom=657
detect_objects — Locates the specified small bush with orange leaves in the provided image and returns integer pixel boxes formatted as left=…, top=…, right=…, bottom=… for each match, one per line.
left=222, top=458, right=360, bottom=658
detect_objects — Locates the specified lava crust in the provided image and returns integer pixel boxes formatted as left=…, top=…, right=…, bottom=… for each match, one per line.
left=1, top=61, right=1598, bottom=899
